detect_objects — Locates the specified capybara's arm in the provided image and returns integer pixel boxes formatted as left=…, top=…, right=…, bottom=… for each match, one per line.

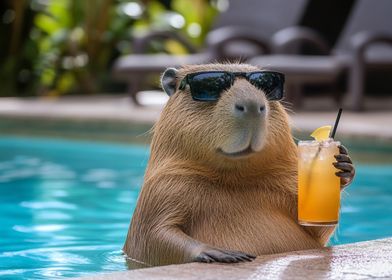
left=147, top=224, right=208, bottom=265
left=147, top=224, right=254, bottom=264
left=124, top=178, right=255, bottom=266
left=148, top=226, right=255, bottom=265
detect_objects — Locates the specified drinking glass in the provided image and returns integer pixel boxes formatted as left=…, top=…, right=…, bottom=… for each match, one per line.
left=298, top=139, right=341, bottom=226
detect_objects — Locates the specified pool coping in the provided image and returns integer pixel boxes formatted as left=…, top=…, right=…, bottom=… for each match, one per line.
left=73, top=237, right=392, bottom=280
left=1, top=96, right=392, bottom=141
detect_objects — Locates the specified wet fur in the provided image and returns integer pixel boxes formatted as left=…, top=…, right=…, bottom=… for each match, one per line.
left=123, top=63, right=335, bottom=267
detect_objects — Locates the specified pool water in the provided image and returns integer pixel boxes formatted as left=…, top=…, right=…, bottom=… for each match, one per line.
left=0, top=137, right=391, bottom=279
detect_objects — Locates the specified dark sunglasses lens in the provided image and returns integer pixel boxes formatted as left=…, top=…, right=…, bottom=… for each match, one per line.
left=248, top=72, right=284, bottom=100
left=188, top=72, right=232, bottom=101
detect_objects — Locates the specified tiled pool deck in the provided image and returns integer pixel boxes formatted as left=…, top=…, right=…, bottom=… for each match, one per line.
left=1, top=95, right=392, bottom=279
left=74, top=238, right=392, bottom=280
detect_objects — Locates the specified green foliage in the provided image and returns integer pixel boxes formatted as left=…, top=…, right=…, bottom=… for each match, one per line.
left=1, top=0, right=219, bottom=96
left=172, top=0, right=217, bottom=44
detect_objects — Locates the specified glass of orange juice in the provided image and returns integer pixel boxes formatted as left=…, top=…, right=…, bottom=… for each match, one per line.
left=298, top=139, right=340, bottom=226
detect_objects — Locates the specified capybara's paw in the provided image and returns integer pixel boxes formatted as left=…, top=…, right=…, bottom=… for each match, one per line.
left=334, top=145, right=355, bottom=189
left=194, top=248, right=256, bottom=263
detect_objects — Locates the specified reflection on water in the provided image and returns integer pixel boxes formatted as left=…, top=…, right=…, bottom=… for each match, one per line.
left=0, top=137, right=148, bottom=279
left=0, top=137, right=391, bottom=279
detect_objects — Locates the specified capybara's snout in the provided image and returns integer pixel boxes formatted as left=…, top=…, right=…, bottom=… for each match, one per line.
left=226, top=79, right=268, bottom=122
left=232, top=98, right=266, bottom=120
left=215, top=79, right=269, bottom=157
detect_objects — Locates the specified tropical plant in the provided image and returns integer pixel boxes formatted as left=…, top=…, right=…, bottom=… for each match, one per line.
left=0, top=0, right=219, bottom=96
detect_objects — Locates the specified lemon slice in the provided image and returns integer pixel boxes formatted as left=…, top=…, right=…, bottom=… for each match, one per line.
left=310, top=125, right=332, bottom=141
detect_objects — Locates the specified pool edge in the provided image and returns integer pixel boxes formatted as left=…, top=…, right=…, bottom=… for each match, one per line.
left=72, top=237, right=392, bottom=280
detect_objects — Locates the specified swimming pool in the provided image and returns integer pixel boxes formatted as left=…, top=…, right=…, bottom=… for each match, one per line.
left=0, top=136, right=391, bottom=279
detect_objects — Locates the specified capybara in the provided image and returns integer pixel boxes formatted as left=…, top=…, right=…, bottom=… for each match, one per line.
left=123, top=63, right=355, bottom=267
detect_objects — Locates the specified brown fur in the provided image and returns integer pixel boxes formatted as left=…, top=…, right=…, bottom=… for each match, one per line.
left=123, top=63, right=335, bottom=267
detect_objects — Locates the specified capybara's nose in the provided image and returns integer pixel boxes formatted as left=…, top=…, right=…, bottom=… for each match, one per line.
left=234, top=100, right=266, bottom=118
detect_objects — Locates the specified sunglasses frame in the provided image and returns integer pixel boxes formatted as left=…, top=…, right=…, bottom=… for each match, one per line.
left=179, top=70, right=285, bottom=102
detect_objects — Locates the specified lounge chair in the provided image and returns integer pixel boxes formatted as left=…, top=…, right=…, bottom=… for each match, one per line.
left=112, top=0, right=309, bottom=105
left=336, top=0, right=392, bottom=110
left=249, top=0, right=392, bottom=110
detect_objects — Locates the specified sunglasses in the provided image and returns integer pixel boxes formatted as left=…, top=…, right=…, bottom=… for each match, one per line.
left=179, top=71, right=285, bottom=102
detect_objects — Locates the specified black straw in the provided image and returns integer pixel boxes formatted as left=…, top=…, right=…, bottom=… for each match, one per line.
left=330, top=108, right=343, bottom=139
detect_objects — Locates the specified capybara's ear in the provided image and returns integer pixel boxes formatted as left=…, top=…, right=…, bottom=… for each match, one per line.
left=161, top=68, right=178, bottom=96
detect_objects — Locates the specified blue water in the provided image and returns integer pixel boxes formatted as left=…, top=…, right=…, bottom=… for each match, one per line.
left=0, top=136, right=391, bottom=279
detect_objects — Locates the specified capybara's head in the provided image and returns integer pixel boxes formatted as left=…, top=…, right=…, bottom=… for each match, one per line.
left=152, top=63, right=294, bottom=170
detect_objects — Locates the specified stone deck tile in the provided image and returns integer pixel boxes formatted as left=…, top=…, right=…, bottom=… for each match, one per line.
left=74, top=238, right=392, bottom=280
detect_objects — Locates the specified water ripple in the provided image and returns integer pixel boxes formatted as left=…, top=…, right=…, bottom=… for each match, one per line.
left=20, top=201, right=77, bottom=210
left=13, top=225, right=67, bottom=233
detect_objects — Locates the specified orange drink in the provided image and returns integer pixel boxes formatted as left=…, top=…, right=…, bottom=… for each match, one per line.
left=298, top=139, right=340, bottom=226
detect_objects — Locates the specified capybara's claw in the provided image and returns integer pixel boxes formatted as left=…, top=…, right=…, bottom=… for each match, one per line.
left=194, top=248, right=255, bottom=263
left=194, top=253, right=214, bottom=263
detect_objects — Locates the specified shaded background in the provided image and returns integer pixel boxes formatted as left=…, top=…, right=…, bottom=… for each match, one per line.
left=1, top=0, right=391, bottom=106
left=1, top=0, right=217, bottom=97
